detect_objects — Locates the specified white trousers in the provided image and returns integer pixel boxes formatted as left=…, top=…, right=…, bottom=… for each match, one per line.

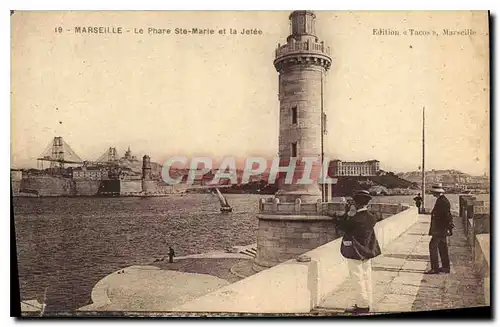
left=347, top=258, right=373, bottom=308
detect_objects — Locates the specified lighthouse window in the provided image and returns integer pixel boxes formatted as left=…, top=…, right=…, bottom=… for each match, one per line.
left=291, top=106, right=298, bottom=124
left=291, top=142, right=297, bottom=157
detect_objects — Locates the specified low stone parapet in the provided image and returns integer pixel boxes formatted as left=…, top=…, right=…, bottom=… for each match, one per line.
left=258, top=198, right=408, bottom=218
left=458, top=196, right=490, bottom=305
left=254, top=198, right=413, bottom=270
left=474, top=234, right=490, bottom=306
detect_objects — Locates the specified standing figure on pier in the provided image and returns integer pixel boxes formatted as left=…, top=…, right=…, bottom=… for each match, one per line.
left=413, top=193, right=423, bottom=213
left=168, top=246, right=175, bottom=263
left=425, top=184, right=454, bottom=274
left=336, top=190, right=381, bottom=314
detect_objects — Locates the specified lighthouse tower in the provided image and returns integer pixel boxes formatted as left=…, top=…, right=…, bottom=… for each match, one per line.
left=253, top=11, right=336, bottom=271
left=274, top=10, right=332, bottom=203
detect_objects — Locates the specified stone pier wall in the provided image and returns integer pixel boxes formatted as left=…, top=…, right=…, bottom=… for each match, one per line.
left=254, top=198, right=411, bottom=270
left=19, top=175, right=74, bottom=196
left=459, top=195, right=490, bottom=305
left=173, top=206, right=418, bottom=313
left=120, top=180, right=143, bottom=194
left=141, top=180, right=157, bottom=194
left=12, top=180, right=21, bottom=195
left=75, top=180, right=101, bottom=196
left=254, top=216, right=339, bottom=269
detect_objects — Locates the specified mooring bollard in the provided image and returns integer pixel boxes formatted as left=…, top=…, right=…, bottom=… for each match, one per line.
left=272, top=197, right=280, bottom=212
left=259, top=198, right=266, bottom=212
left=294, top=198, right=302, bottom=214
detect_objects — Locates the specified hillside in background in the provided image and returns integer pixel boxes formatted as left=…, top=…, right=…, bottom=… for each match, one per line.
left=115, top=158, right=163, bottom=179
left=397, top=169, right=489, bottom=185
left=333, top=174, right=418, bottom=197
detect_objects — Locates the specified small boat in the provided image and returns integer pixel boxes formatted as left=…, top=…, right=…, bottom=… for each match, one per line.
left=214, top=187, right=233, bottom=213
left=220, top=206, right=233, bottom=213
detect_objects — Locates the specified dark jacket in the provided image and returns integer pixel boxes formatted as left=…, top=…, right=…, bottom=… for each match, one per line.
left=429, top=194, right=453, bottom=236
left=413, top=196, right=423, bottom=207
left=336, top=209, right=381, bottom=261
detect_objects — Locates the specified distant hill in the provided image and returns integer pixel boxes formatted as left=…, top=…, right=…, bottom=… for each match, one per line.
left=115, top=158, right=163, bottom=179
left=370, top=173, right=418, bottom=189
left=397, top=169, right=486, bottom=185
left=333, top=174, right=418, bottom=197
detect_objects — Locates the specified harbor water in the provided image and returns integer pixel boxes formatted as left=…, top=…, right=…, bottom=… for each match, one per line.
left=13, top=194, right=261, bottom=312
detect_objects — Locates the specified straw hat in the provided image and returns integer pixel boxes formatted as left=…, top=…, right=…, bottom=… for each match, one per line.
left=430, top=183, right=445, bottom=194
left=353, top=189, right=372, bottom=200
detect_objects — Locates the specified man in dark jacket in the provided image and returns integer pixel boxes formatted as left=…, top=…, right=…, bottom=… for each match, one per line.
left=425, top=184, right=454, bottom=274
left=168, top=246, right=175, bottom=263
left=413, top=193, right=423, bottom=213
left=335, top=190, right=381, bottom=314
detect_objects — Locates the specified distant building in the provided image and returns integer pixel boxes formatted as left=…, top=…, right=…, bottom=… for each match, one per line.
left=122, top=146, right=138, bottom=161
left=329, top=159, right=380, bottom=177
left=72, top=166, right=108, bottom=180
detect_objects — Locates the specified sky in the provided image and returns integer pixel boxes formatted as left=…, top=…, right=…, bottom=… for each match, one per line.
left=10, top=11, right=490, bottom=175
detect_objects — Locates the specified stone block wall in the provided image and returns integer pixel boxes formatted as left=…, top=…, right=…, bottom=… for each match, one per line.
left=75, top=180, right=101, bottom=196
left=474, top=234, right=490, bottom=306
left=20, top=175, right=74, bottom=196
left=254, top=200, right=411, bottom=270
left=459, top=195, right=491, bottom=305
left=141, top=180, right=157, bottom=194
left=12, top=180, right=21, bottom=195
left=254, top=215, right=339, bottom=269
left=120, top=180, right=142, bottom=194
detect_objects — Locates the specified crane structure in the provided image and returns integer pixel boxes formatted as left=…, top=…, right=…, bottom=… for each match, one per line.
left=37, top=137, right=129, bottom=172
left=37, top=137, right=84, bottom=170
left=95, top=147, right=119, bottom=164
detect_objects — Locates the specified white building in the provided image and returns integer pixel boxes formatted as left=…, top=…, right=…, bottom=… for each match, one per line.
left=329, top=159, right=380, bottom=176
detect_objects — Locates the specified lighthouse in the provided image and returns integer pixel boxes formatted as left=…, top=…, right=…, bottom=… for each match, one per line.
left=274, top=10, right=332, bottom=203
left=253, top=11, right=336, bottom=271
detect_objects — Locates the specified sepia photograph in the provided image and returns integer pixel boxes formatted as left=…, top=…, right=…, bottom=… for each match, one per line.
left=10, top=9, right=491, bottom=318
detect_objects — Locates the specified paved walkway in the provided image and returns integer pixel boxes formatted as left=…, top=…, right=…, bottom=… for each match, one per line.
left=314, top=214, right=486, bottom=314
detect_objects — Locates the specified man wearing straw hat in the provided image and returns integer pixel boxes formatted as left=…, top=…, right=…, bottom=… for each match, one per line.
left=336, top=190, right=381, bottom=314
left=425, top=183, right=454, bottom=274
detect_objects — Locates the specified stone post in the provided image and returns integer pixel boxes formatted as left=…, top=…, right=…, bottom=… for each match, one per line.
left=463, top=196, right=476, bottom=237
left=459, top=195, right=464, bottom=219
left=469, top=200, right=486, bottom=258
left=316, top=199, right=322, bottom=214
left=294, top=198, right=302, bottom=214
left=259, top=198, right=266, bottom=212
left=473, top=201, right=490, bottom=234
left=272, top=197, right=280, bottom=213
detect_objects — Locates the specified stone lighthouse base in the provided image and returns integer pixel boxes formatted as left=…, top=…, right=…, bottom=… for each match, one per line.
left=252, top=213, right=340, bottom=272
left=141, top=180, right=157, bottom=194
